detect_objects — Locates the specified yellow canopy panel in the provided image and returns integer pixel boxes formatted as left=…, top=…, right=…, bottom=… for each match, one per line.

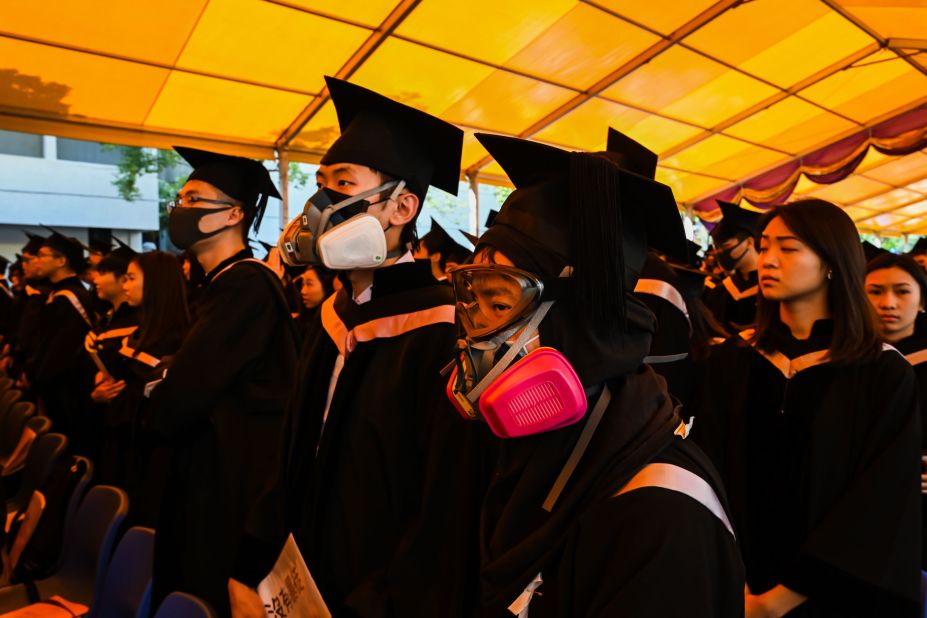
left=1, top=0, right=927, bottom=232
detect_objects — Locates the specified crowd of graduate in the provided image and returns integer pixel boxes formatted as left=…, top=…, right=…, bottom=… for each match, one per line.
left=0, top=75, right=923, bottom=618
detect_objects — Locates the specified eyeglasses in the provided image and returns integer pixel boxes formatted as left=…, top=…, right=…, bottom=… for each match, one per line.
left=167, top=195, right=237, bottom=213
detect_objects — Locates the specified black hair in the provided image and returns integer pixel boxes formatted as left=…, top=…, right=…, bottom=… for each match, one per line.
left=866, top=253, right=927, bottom=308
left=132, top=251, right=191, bottom=354
left=753, top=199, right=882, bottom=364
left=96, top=253, right=131, bottom=278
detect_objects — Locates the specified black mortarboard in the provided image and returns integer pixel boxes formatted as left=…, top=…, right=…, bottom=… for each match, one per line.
left=22, top=232, right=45, bottom=256
left=475, top=133, right=681, bottom=332
left=862, top=240, right=888, bottom=263
left=461, top=230, right=480, bottom=246
left=89, top=239, right=113, bottom=255
left=321, top=76, right=463, bottom=201
left=420, top=216, right=472, bottom=264
left=909, top=237, right=927, bottom=256
left=710, top=200, right=762, bottom=243
left=41, top=231, right=86, bottom=273
left=600, top=128, right=687, bottom=262
left=0, top=255, right=10, bottom=272
left=685, top=239, right=704, bottom=268
left=605, top=127, right=658, bottom=179
left=174, top=146, right=282, bottom=233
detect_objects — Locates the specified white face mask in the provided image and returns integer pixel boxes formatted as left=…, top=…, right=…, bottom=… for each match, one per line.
left=317, top=213, right=390, bottom=270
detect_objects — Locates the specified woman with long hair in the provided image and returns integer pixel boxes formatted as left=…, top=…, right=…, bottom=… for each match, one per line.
left=865, top=252, right=927, bottom=568
left=692, top=199, right=921, bottom=617
left=113, top=250, right=191, bottom=525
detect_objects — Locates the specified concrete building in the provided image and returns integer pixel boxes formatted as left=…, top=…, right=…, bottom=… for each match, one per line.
left=0, top=129, right=158, bottom=261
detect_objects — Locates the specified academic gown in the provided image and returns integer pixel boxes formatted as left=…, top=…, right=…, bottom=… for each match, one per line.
left=634, top=253, right=695, bottom=406
left=236, top=260, right=491, bottom=618
left=88, top=302, right=140, bottom=483
left=475, top=364, right=744, bottom=618
left=703, top=269, right=758, bottom=332
left=891, top=323, right=927, bottom=570
left=27, top=276, right=96, bottom=448
left=691, top=321, right=922, bottom=617
left=10, top=284, right=48, bottom=379
left=147, top=249, right=298, bottom=616
left=0, top=280, right=12, bottom=345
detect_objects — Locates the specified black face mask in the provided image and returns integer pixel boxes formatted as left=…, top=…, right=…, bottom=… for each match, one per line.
left=716, top=239, right=747, bottom=271
left=168, top=206, right=235, bottom=250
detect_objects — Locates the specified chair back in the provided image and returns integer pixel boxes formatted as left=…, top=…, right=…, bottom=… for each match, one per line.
left=89, top=527, right=155, bottom=618
left=152, top=592, right=216, bottom=618
left=45, top=485, right=129, bottom=606
left=7, top=432, right=67, bottom=514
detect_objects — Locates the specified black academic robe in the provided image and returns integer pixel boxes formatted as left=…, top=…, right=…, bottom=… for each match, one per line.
left=634, top=253, right=695, bottom=406
left=237, top=260, right=489, bottom=618
left=0, top=280, right=12, bottom=345
left=10, top=284, right=48, bottom=379
left=88, top=302, right=140, bottom=482
left=691, top=321, right=922, bottom=617
left=892, top=326, right=927, bottom=570
left=28, top=276, right=96, bottom=448
left=97, top=329, right=179, bottom=529
left=148, top=250, right=298, bottom=616
left=475, top=365, right=744, bottom=618
left=703, top=269, right=758, bottom=332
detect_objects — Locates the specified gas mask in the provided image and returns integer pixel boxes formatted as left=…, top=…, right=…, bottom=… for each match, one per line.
left=445, top=264, right=586, bottom=438
left=278, top=180, right=406, bottom=270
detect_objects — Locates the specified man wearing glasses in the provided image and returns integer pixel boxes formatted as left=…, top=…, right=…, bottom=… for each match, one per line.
left=146, top=147, right=298, bottom=617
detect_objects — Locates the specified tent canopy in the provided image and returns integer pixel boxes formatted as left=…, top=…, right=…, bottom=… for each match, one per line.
left=2, top=0, right=927, bottom=233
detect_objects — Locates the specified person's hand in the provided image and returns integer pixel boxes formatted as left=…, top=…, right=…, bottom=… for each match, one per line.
left=229, top=579, right=265, bottom=618
left=744, top=594, right=776, bottom=618
left=91, top=379, right=125, bottom=403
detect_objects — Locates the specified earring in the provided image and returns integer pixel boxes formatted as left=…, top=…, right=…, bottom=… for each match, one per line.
left=827, top=270, right=833, bottom=280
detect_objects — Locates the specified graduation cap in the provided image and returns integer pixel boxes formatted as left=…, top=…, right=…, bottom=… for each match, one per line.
left=174, top=146, right=282, bottom=233
left=605, top=127, right=658, bottom=178
left=88, top=238, right=113, bottom=255
left=108, top=237, right=138, bottom=262
left=0, top=255, right=10, bottom=273
left=40, top=230, right=87, bottom=273
left=484, top=209, right=499, bottom=229
left=475, top=133, right=682, bottom=332
left=419, top=216, right=473, bottom=265
left=862, top=240, right=888, bottom=263
left=685, top=239, right=704, bottom=268
left=600, top=128, right=688, bottom=262
left=461, top=229, right=480, bottom=246
left=21, top=231, right=45, bottom=256
left=321, top=76, right=464, bottom=201
left=710, top=200, right=762, bottom=243
left=908, top=236, right=927, bottom=256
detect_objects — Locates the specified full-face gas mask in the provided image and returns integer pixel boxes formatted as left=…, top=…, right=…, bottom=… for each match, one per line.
left=277, top=180, right=406, bottom=270
left=444, top=264, right=587, bottom=438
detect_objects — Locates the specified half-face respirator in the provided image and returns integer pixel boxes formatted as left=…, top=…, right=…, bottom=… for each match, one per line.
left=277, top=180, right=406, bottom=270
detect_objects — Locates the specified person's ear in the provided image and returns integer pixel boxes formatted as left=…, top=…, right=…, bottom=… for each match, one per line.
left=226, top=205, right=246, bottom=227
left=389, top=191, right=419, bottom=228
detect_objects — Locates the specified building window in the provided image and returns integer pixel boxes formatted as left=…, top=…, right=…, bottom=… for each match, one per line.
left=56, top=138, right=124, bottom=165
left=0, top=130, right=43, bottom=157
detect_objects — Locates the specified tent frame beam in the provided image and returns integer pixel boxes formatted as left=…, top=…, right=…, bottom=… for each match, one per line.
left=275, top=0, right=421, bottom=150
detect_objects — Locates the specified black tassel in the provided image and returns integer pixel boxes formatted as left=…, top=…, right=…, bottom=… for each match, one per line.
left=253, top=194, right=268, bottom=233
left=568, top=153, right=626, bottom=335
